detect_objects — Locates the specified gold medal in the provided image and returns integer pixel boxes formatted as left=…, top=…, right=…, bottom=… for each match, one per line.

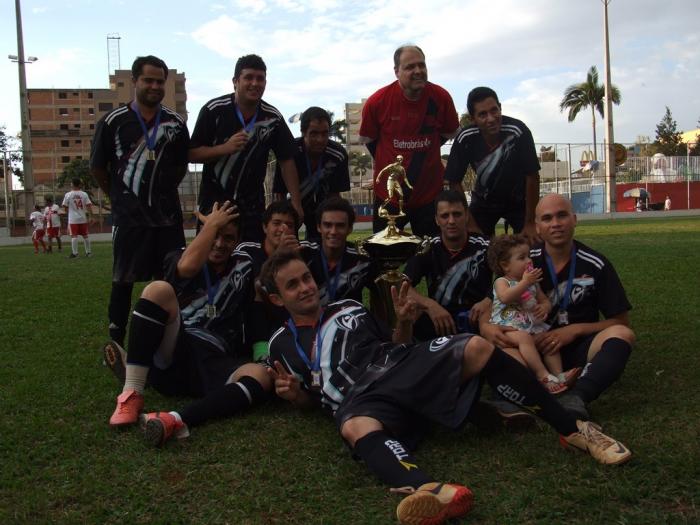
left=206, top=303, right=217, bottom=319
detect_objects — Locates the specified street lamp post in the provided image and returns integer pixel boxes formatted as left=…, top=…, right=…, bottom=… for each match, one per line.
left=10, top=0, right=37, bottom=215
left=602, top=0, right=616, bottom=213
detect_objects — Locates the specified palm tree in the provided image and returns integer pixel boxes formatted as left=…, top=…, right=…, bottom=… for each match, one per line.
left=327, top=111, right=346, bottom=144
left=349, top=151, right=373, bottom=188
left=559, top=66, right=621, bottom=160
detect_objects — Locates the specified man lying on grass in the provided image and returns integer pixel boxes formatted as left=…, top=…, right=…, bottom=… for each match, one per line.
left=261, top=250, right=632, bottom=525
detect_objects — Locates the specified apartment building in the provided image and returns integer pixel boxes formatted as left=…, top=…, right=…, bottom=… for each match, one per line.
left=28, top=69, right=187, bottom=186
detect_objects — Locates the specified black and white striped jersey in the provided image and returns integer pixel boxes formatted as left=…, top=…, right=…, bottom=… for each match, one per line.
left=444, top=115, right=540, bottom=207
left=272, top=137, right=350, bottom=232
left=191, top=94, right=296, bottom=218
left=531, top=240, right=631, bottom=327
left=404, top=234, right=492, bottom=313
left=91, top=103, right=189, bottom=227
left=268, top=299, right=393, bottom=412
left=300, top=242, right=376, bottom=306
left=163, top=248, right=255, bottom=346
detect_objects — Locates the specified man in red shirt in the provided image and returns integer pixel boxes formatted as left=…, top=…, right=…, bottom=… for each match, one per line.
left=360, top=45, right=459, bottom=237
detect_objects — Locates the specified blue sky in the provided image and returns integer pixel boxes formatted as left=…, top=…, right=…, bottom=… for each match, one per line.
left=2, top=0, right=699, bottom=150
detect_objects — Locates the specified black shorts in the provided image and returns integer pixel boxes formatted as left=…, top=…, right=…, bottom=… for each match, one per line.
left=560, top=333, right=598, bottom=369
left=147, top=326, right=246, bottom=397
left=112, top=225, right=185, bottom=282
left=469, top=200, right=525, bottom=236
left=335, top=334, right=479, bottom=446
left=372, top=199, right=439, bottom=238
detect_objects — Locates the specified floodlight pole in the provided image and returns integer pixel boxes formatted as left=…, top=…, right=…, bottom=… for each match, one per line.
left=12, top=0, right=36, bottom=215
left=602, top=0, right=616, bottom=213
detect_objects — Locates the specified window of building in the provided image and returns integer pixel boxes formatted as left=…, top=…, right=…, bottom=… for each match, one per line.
left=72, top=92, right=79, bottom=96
left=73, top=124, right=81, bottom=129
left=88, top=108, right=95, bottom=115
left=87, top=92, right=93, bottom=99
left=73, top=108, right=80, bottom=113
left=76, top=156, right=83, bottom=160
left=98, top=102, right=113, bottom=111
left=61, top=140, right=69, bottom=147
left=59, top=108, right=68, bottom=116
left=89, top=124, right=95, bottom=130
left=75, top=139, right=82, bottom=145
left=58, top=92, right=67, bottom=99
left=60, top=124, right=68, bottom=130
left=117, top=81, right=125, bottom=87
left=61, top=156, right=70, bottom=163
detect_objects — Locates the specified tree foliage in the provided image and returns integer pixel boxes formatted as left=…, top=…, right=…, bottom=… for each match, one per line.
left=559, top=66, right=621, bottom=160
left=689, top=117, right=700, bottom=156
left=653, top=107, right=685, bottom=156
left=0, top=126, right=24, bottom=183
left=327, top=111, right=346, bottom=144
left=349, top=151, right=372, bottom=186
left=58, top=159, right=100, bottom=201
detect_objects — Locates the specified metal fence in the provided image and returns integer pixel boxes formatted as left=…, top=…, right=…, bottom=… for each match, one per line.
left=3, top=143, right=699, bottom=234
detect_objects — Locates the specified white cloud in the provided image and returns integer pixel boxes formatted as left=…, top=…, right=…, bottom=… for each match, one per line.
left=233, top=0, right=268, bottom=14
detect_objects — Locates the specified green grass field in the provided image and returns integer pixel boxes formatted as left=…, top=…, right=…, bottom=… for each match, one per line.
left=1, top=216, right=698, bottom=524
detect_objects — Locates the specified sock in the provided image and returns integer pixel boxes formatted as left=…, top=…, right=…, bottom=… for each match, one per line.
left=71, top=237, right=78, bottom=255
left=84, top=237, right=91, bottom=254
left=353, top=431, right=433, bottom=490
left=123, top=364, right=149, bottom=394
left=33, top=238, right=39, bottom=252
left=109, top=282, right=134, bottom=344
left=483, top=347, right=578, bottom=435
left=126, top=298, right=169, bottom=366
left=571, top=338, right=631, bottom=403
left=178, top=376, right=268, bottom=428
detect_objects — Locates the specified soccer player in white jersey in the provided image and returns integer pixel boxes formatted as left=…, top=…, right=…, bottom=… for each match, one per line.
left=61, top=178, right=93, bottom=258
left=43, top=196, right=63, bottom=253
left=29, top=205, right=48, bottom=254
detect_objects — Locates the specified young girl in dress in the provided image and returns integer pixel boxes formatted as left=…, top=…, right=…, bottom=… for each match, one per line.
left=487, top=234, right=580, bottom=394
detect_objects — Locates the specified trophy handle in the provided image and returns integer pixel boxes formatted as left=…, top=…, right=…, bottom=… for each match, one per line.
left=371, top=270, right=410, bottom=328
left=357, top=239, right=368, bottom=257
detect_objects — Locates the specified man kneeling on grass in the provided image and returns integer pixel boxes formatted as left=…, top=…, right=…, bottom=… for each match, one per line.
left=261, top=250, right=632, bottom=525
left=105, top=201, right=272, bottom=445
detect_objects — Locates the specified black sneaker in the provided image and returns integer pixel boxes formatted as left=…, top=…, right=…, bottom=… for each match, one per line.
left=68, top=253, right=78, bottom=259
left=108, top=323, right=126, bottom=348
left=558, top=392, right=590, bottom=421
left=103, top=340, right=127, bottom=385
left=470, top=399, right=536, bottom=432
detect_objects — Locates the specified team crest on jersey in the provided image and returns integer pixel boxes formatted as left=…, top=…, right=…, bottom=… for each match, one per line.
left=231, top=270, right=244, bottom=292
left=336, top=313, right=359, bottom=331
left=229, top=261, right=252, bottom=292
left=163, top=124, right=180, bottom=143
left=571, top=276, right=594, bottom=304
left=429, top=337, right=451, bottom=352
left=255, top=121, right=275, bottom=142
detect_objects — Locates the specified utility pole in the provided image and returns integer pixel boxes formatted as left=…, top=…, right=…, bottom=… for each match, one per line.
left=13, top=0, right=35, bottom=215
left=602, top=0, right=616, bottom=212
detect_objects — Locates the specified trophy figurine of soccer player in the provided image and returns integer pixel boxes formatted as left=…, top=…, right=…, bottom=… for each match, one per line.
left=359, top=155, right=427, bottom=327
left=375, top=155, right=413, bottom=235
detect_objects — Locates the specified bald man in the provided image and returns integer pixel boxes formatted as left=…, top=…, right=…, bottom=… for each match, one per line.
left=529, top=194, right=635, bottom=419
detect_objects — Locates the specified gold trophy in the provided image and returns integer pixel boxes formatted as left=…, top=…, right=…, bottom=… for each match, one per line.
left=359, top=155, right=428, bottom=326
